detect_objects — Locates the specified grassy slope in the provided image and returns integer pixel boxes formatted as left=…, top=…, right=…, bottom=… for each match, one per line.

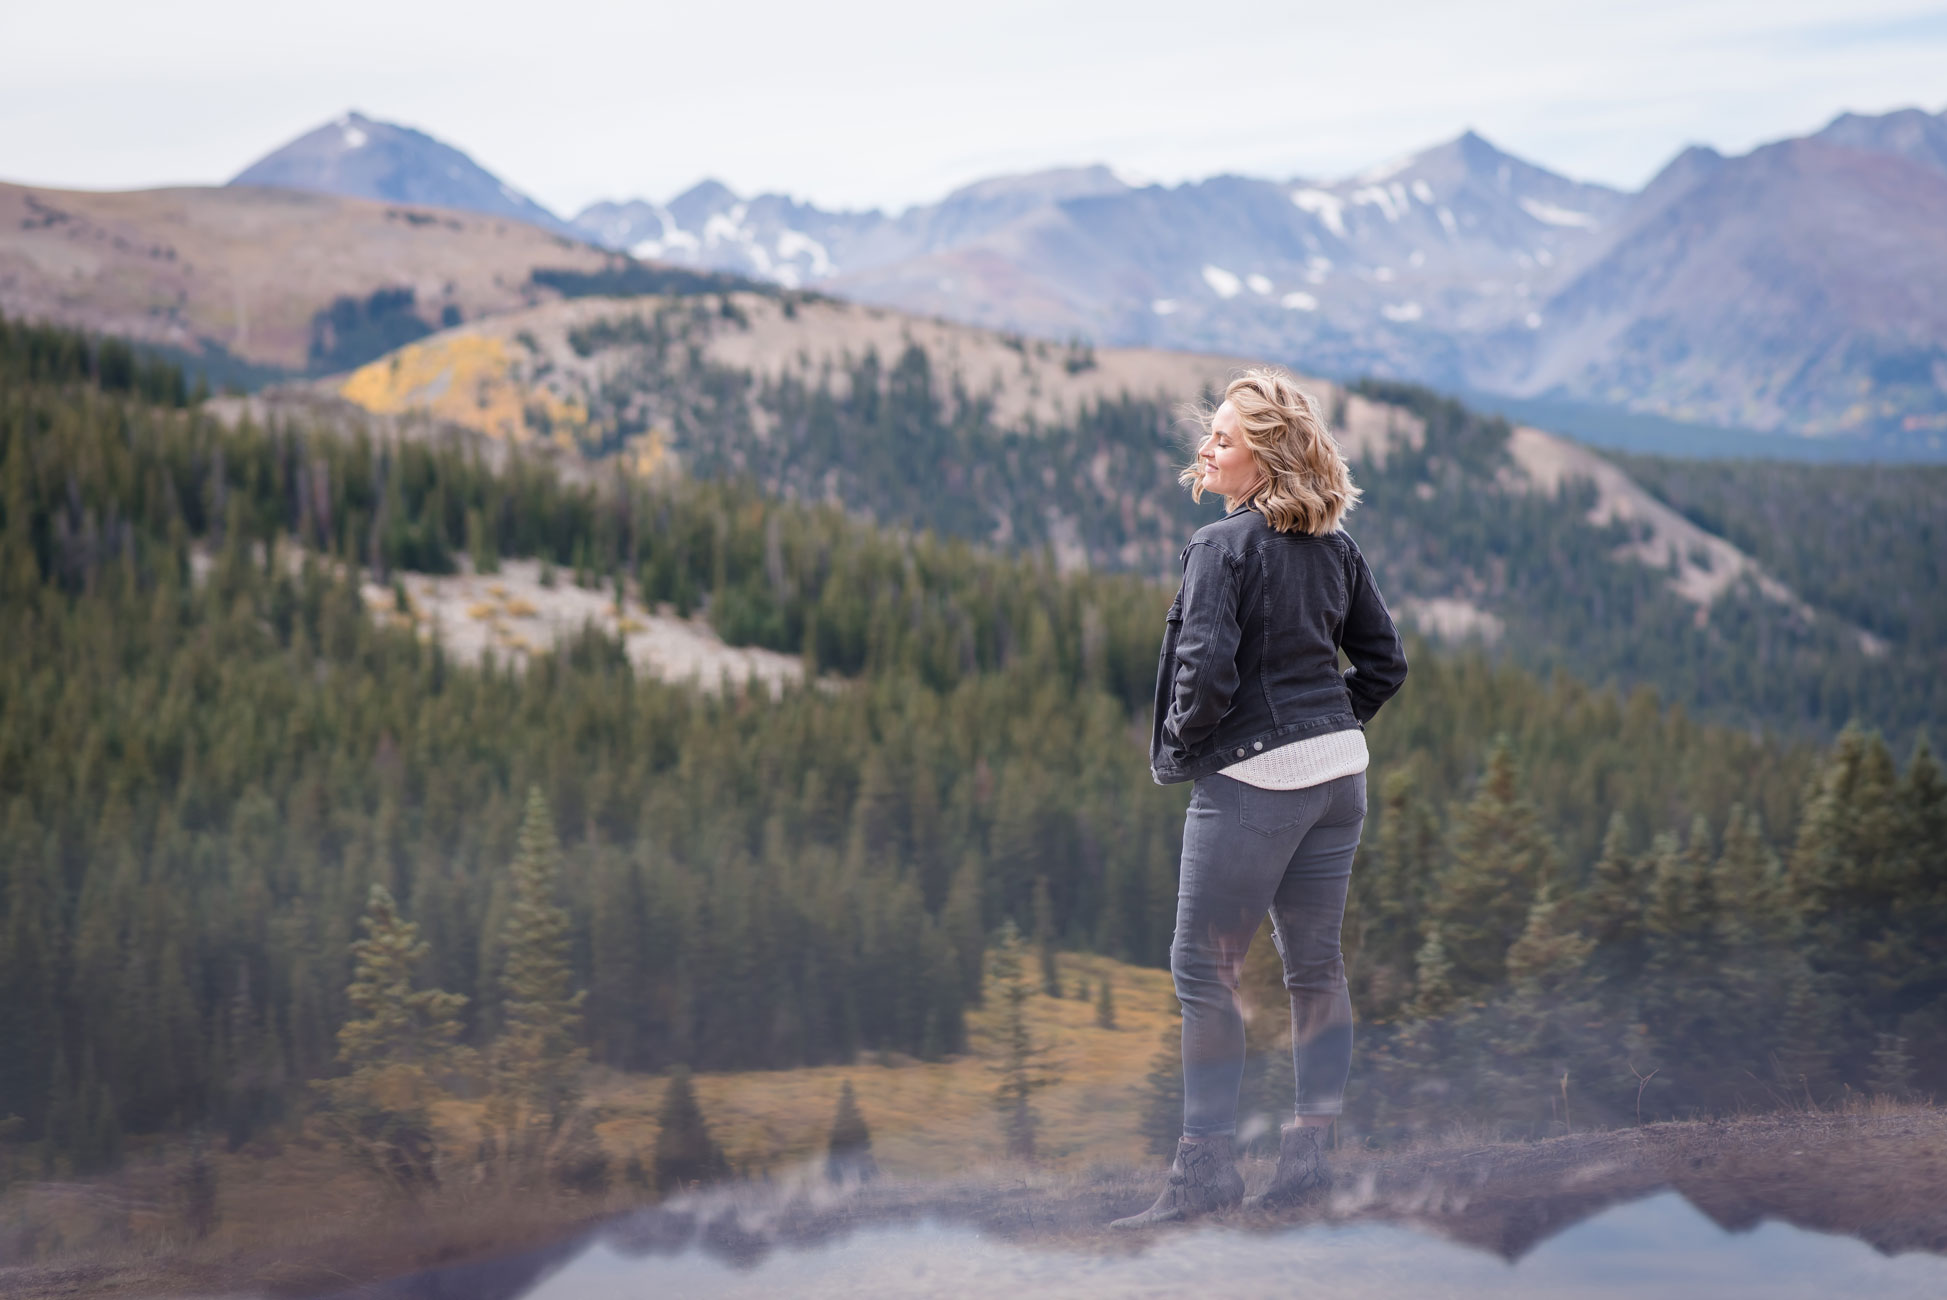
left=0, top=181, right=612, bottom=372
left=603, top=953, right=1179, bottom=1175
left=0, top=953, right=1177, bottom=1275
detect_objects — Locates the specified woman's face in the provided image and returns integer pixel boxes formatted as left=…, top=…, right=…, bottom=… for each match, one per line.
left=1198, top=401, right=1264, bottom=500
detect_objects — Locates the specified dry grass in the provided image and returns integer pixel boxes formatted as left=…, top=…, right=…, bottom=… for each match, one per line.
left=0, top=953, right=1174, bottom=1295
left=584, top=953, right=1178, bottom=1178
left=0, top=180, right=613, bottom=372
left=13, top=949, right=1939, bottom=1298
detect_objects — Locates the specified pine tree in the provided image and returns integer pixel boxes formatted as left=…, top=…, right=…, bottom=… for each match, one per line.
left=1094, top=976, right=1117, bottom=1030
left=942, top=853, right=987, bottom=1006
left=0, top=806, right=59, bottom=1137
left=1772, top=962, right=1832, bottom=1101
left=1426, top=742, right=1557, bottom=999
left=1351, top=767, right=1440, bottom=1019
left=987, top=920, right=1056, bottom=1160
left=651, top=1066, right=727, bottom=1194
left=1868, top=1034, right=1915, bottom=1099
left=824, top=1080, right=877, bottom=1183
left=1580, top=812, right=1643, bottom=948
left=1505, top=884, right=1596, bottom=990
left=1032, top=876, right=1062, bottom=998
left=486, top=786, right=588, bottom=1173
left=467, top=507, right=498, bottom=574
left=1407, top=923, right=1458, bottom=1021
left=1137, top=1005, right=1184, bottom=1158
left=180, top=1135, right=219, bottom=1240
left=1713, top=806, right=1784, bottom=943
left=316, top=884, right=469, bottom=1195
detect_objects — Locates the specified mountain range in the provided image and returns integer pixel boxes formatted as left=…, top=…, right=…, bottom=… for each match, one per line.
left=2, top=105, right=1940, bottom=451
left=230, top=104, right=1947, bottom=450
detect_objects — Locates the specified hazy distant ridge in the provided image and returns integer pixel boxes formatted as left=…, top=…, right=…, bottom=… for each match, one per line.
left=557, top=109, right=1947, bottom=447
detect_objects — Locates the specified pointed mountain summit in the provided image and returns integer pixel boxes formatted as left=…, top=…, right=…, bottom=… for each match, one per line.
left=229, top=111, right=576, bottom=237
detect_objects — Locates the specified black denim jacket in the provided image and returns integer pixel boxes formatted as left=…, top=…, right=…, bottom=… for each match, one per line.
left=1149, top=503, right=1407, bottom=785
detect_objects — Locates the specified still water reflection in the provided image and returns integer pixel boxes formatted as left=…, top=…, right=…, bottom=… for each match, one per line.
left=373, top=1191, right=1947, bottom=1300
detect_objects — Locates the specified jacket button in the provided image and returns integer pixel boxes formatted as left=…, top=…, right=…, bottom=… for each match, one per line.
left=1234, top=748, right=1246, bottom=758
left=1254, top=741, right=1263, bottom=751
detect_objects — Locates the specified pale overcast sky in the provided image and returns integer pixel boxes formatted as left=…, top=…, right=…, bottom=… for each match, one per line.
left=4, top=0, right=1944, bottom=215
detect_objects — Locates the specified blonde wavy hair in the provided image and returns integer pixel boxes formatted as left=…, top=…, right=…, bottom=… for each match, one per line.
left=1179, top=367, right=1361, bottom=535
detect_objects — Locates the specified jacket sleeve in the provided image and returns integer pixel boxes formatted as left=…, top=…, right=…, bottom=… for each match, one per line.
left=1340, top=539, right=1407, bottom=724
left=1164, top=540, right=1242, bottom=751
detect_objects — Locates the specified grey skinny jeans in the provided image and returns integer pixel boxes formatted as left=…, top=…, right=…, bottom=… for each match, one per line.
left=1171, top=769, right=1365, bottom=1137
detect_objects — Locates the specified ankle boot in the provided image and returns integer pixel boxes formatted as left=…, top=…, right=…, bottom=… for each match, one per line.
left=1109, top=1136, right=1245, bottom=1229
left=1247, top=1122, right=1333, bottom=1211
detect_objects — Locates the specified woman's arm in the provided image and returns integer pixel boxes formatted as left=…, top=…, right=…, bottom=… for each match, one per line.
left=1339, top=541, right=1407, bottom=723
left=1164, top=540, right=1242, bottom=751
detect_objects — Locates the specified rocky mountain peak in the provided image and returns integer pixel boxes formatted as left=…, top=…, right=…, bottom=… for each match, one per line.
left=1814, top=105, right=1947, bottom=175
left=229, top=110, right=576, bottom=238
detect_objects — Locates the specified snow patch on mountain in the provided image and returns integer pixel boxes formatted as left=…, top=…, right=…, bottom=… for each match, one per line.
left=1291, top=189, right=1347, bottom=237
left=1202, top=265, right=1242, bottom=298
left=1518, top=197, right=1599, bottom=228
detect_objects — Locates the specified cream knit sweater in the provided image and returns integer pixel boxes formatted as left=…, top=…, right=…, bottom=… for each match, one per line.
left=1218, top=728, right=1369, bottom=790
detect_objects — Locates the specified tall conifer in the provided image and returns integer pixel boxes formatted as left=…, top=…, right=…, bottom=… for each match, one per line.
left=988, top=920, right=1055, bottom=1160
left=1426, top=742, right=1557, bottom=999
left=317, top=884, right=468, bottom=1194
left=487, top=787, right=588, bottom=1162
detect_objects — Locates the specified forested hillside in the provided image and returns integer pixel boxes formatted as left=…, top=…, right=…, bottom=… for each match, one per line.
left=335, top=294, right=1938, bottom=741
left=1616, top=454, right=1947, bottom=664
left=3, top=318, right=1943, bottom=1179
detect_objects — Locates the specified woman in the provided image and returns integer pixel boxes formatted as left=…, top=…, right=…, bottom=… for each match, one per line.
left=1112, top=367, right=1407, bottom=1229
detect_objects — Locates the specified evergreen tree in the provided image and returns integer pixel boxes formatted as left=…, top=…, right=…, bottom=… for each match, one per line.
left=1137, top=1007, right=1184, bottom=1158
left=466, top=506, right=498, bottom=575
left=180, top=1135, right=219, bottom=1240
left=1351, top=767, right=1440, bottom=1019
left=1407, top=923, right=1458, bottom=1021
left=486, top=786, right=588, bottom=1174
left=1580, top=812, right=1644, bottom=950
left=1714, top=806, right=1784, bottom=943
left=824, top=1080, right=877, bottom=1183
left=1426, top=742, right=1557, bottom=999
left=651, top=1065, right=727, bottom=1194
left=987, top=920, right=1055, bottom=1160
left=1094, top=976, right=1117, bottom=1030
left=315, top=884, right=469, bottom=1195
left=1505, top=884, right=1596, bottom=990
left=1868, top=1034, right=1915, bottom=1099
left=942, top=853, right=987, bottom=1006
left=1032, top=876, right=1063, bottom=998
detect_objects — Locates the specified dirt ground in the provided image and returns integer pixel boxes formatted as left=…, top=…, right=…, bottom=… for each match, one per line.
left=5, top=1103, right=1941, bottom=1299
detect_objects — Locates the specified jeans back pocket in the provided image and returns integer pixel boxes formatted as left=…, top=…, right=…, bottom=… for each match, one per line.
left=1237, top=781, right=1309, bottom=836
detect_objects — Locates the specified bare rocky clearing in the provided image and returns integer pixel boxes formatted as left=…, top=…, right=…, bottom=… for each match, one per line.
left=363, top=557, right=806, bottom=695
